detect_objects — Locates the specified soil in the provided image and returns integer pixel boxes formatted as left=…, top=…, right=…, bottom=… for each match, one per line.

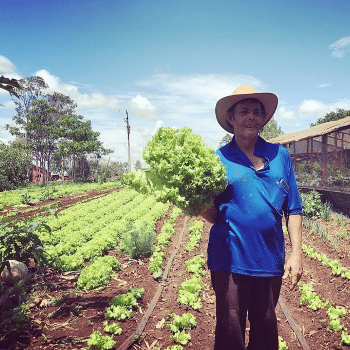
left=1, top=190, right=350, bottom=350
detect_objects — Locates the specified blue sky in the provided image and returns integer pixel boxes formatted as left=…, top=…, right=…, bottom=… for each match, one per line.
left=1, top=0, right=350, bottom=167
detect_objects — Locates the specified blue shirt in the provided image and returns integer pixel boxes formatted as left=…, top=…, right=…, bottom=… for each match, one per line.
left=207, top=136, right=302, bottom=277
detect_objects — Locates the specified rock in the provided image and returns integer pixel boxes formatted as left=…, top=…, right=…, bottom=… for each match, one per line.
left=1, top=260, right=28, bottom=285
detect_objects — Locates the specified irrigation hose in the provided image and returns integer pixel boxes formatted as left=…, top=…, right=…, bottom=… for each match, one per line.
left=117, top=216, right=189, bottom=350
left=278, top=296, right=310, bottom=350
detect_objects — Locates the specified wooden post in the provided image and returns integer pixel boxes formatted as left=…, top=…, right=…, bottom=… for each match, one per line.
left=310, top=137, right=314, bottom=175
left=321, top=134, right=328, bottom=187
left=125, top=110, right=131, bottom=172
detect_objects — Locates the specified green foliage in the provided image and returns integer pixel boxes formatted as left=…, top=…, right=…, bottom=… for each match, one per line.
left=186, top=255, right=206, bottom=276
left=125, top=127, right=227, bottom=216
left=0, top=219, right=50, bottom=274
left=148, top=250, right=165, bottom=279
left=327, top=306, right=347, bottom=333
left=164, top=346, right=183, bottom=350
left=260, top=117, right=284, bottom=140
left=77, top=256, right=121, bottom=290
left=0, top=141, right=32, bottom=191
left=168, top=313, right=196, bottom=345
left=298, top=281, right=330, bottom=311
left=87, top=331, right=116, bottom=350
left=105, top=287, right=144, bottom=321
left=178, top=276, right=204, bottom=310
left=119, top=223, right=155, bottom=259
left=278, top=336, right=288, bottom=350
left=103, top=321, right=122, bottom=335
left=341, top=332, right=350, bottom=346
left=186, top=220, right=204, bottom=251
left=302, top=243, right=350, bottom=280
left=310, top=108, right=350, bottom=126
left=300, top=190, right=322, bottom=219
left=320, top=201, right=332, bottom=221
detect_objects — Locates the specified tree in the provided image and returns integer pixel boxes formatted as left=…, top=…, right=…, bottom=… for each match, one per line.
left=310, top=109, right=350, bottom=126
left=56, top=114, right=112, bottom=181
left=0, top=140, right=32, bottom=191
left=0, top=76, right=21, bottom=98
left=134, top=160, right=142, bottom=170
left=8, top=100, right=59, bottom=184
left=218, top=134, right=232, bottom=148
left=260, top=117, right=284, bottom=140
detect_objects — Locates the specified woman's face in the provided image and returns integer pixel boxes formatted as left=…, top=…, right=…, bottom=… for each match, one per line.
left=227, top=99, right=265, bottom=139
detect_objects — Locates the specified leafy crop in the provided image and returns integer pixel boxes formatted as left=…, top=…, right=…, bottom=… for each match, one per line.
left=300, top=190, right=322, bottom=219
left=178, top=276, right=204, bottom=310
left=327, top=306, right=347, bottom=332
left=186, top=220, right=204, bottom=251
left=168, top=313, right=196, bottom=345
left=186, top=255, right=206, bottom=276
left=148, top=250, right=165, bottom=279
left=298, top=281, right=330, bottom=311
left=302, top=243, right=350, bottom=280
left=77, top=256, right=121, bottom=290
left=341, top=332, right=350, bottom=346
left=105, top=287, right=144, bottom=321
left=103, top=321, right=122, bottom=335
left=278, top=337, right=288, bottom=350
left=87, top=331, right=115, bottom=350
left=124, top=127, right=227, bottom=216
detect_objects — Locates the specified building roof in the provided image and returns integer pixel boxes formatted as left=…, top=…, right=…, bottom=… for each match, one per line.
left=269, top=115, right=350, bottom=145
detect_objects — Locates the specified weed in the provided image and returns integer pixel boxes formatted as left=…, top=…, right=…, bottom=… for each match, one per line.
left=320, top=201, right=332, bottom=221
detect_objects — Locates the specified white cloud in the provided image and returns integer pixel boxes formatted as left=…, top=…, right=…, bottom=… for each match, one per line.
left=1, top=100, right=16, bottom=109
left=131, top=95, right=155, bottom=110
left=299, top=100, right=331, bottom=115
left=275, top=106, right=300, bottom=121
left=35, top=69, right=121, bottom=110
left=319, top=83, right=330, bottom=88
left=0, top=56, right=20, bottom=79
left=329, top=36, right=350, bottom=58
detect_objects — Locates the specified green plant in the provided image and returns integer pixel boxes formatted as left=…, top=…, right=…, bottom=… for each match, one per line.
left=321, top=201, right=332, bottom=221
left=148, top=250, right=165, bottom=279
left=327, top=306, right=347, bottom=332
left=186, top=255, right=206, bottom=276
left=20, top=191, right=34, bottom=205
left=278, top=336, right=288, bottom=350
left=77, top=256, right=121, bottom=290
left=341, top=331, right=350, bottom=346
left=105, top=287, right=144, bottom=321
left=0, top=219, right=50, bottom=275
left=87, top=331, right=115, bottom=350
left=186, top=220, right=204, bottom=251
left=298, top=281, right=330, bottom=311
left=300, top=190, right=322, bottom=219
left=168, top=313, right=196, bottom=345
left=178, top=276, right=204, bottom=310
left=119, top=223, right=154, bottom=259
left=125, top=127, right=227, bottom=216
left=103, top=321, right=122, bottom=335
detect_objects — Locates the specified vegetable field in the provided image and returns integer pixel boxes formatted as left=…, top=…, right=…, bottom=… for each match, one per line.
left=1, top=184, right=350, bottom=349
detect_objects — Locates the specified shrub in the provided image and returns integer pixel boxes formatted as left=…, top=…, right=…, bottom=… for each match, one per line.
left=300, top=190, right=322, bottom=219
left=119, top=223, right=154, bottom=259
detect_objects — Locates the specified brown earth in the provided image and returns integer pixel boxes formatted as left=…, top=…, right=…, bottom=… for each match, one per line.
left=1, top=191, right=350, bottom=350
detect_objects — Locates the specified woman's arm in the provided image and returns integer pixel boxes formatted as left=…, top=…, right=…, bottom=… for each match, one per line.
left=283, top=214, right=303, bottom=290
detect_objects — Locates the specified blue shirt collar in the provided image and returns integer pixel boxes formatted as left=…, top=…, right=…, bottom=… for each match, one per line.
left=227, top=136, right=268, bottom=158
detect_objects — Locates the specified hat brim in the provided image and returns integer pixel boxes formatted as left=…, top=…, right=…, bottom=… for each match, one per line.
left=215, top=92, right=278, bottom=134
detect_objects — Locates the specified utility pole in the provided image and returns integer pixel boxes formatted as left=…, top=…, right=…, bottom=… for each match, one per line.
left=124, top=110, right=131, bottom=172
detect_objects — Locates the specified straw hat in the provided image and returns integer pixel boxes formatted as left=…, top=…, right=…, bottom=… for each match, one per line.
left=215, top=85, right=278, bottom=134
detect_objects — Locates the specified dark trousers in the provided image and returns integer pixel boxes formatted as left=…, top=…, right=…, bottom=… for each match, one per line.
left=211, top=271, right=282, bottom=350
